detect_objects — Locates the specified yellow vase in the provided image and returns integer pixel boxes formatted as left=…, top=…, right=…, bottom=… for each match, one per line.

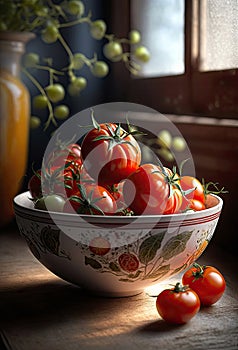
left=0, top=32, right=34, bottom=227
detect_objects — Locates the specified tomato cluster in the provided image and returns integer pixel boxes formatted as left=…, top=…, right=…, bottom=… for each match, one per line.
left=28, top=120, right=220, bottom=215
left=156, top=263, right=226, bottom=324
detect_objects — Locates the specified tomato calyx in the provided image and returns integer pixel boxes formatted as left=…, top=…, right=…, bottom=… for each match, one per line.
left=172, top=282, right=190, bottom=293
left=68, top=184, right=106, bottom=215
left=91, top=111, right=144, bottom=152
left=191, top=262, right=207, bottom=280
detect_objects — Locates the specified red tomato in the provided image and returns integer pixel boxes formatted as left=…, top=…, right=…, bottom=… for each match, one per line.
left=46, top=143, right=82, bottom=173
left=122, top=163, right=170, bottom=215
left=40, top=166, right=77, bottom=198
left=106, top=182, right=126, bottom=211
left=28, top=170, right=42, bottom=199
left=182, top=263, right=226, bottom=306
left=63, top=183, right=117, bottom=215
left=180, top=198, right=206, bottom=212
left=164, top=188, right=183, bottom=214
left=81, top=123, right=141, bottom=185
left=156, top=283, right=200, bottom=324
left=163, top=167, right=182, bottom=214
left=180, top=176, right=205, bottom=203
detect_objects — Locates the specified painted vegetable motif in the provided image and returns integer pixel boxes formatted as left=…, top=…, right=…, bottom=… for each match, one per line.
left=80, top=229, right=202, bottom=282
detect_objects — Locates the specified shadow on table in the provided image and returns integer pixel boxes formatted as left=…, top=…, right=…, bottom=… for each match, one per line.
left=0, top=279, right=142, bottom=328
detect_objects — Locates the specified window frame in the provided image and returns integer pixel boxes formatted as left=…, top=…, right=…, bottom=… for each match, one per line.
left=109, top=0, right=238, bottom=118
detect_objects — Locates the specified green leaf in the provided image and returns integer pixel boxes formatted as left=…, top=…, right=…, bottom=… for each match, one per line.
left=85, top=256, right=102, bottom=270
left=109, top=262, right=121, bottom=272
left=128, top=270, right=143, bottom=279
left=161, top=231, right=193, bottom=261
left=145, top=264, right=170, bottom=280
left=138, top=231, right=166, bottom=264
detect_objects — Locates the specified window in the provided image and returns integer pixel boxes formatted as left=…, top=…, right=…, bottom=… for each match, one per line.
left=110, top=0, right=238, bottom=118
left=131, top=0, right=185, bottom=77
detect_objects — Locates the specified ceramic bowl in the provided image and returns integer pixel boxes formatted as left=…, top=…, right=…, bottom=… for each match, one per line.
left=14, top=192, right=222, bottom=297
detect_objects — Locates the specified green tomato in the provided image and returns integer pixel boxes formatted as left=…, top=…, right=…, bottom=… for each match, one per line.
left=90, top=20, right=107, bottom=40
left=158, top=148, right=174, bottom=162
left=67, top=0, right=85, bottom=16
left=45, top=84, right=65, bottom=103
left=129, top=30, right=141, bottom=44
left=134, top=46, right=150, bottom=63
left=68, top=77, right=87, bottom=96
left=172, top=136, right=186, bottom=152
left=103, top=41, right=123, bottom=61
left=41, top=25, right=59, bottom=44
left=157, top=130, right=172, bottom=148
left=91, top=61, right=109, bottom=78
left=35, top=195, right=66, bottom=212
left=54, top=105, right=70, bottom=120
left=23, top=53, right=40, bottom=68
left=30, top=116, right=41, bottom=129
left=71, top=53, right=85, bottom=70
left=33, top=94, right=48, bottom=109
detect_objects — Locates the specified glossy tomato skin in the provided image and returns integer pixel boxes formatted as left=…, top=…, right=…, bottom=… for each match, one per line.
left=28, top=170, right=42, bottom=199
left=164, top=188, right=183, bottom=214
left=182, top=265, right=226, bottom=306
left=180, top=198, right=206, bottom=212
left=156, top=285, right=200, bottom=324
left=122, top=163, right=169, bottom=215
left=64, top=184, right=117, bottom=215
left=180, top=176, right=205, bottom=203
left=81, top=123, right=141, bottom=185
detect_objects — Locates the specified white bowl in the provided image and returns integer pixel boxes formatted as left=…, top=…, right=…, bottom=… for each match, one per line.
left=14, top=192, right=223, bottom=297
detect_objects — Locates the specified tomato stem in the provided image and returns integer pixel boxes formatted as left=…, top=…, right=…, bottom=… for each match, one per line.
left=192, top=262, right=206, bottom=279
left=173, top=282, right=189, bottom=293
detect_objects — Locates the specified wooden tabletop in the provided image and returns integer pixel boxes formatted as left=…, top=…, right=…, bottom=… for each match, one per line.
left=0, top=222, right=238, bottom=350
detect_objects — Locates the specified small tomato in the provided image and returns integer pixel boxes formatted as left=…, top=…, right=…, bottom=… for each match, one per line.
left=156, top=282, right=200, bottom=324
left=182, top=263, right=226, bottom=306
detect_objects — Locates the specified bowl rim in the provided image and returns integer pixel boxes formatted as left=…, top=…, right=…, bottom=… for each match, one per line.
left=13, top=191, right=223, bottom=225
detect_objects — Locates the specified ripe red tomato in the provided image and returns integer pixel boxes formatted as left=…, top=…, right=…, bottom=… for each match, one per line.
left=28, top=170, right=42, bottom=199
left=81, top=123, right=141, bottom=185
left=182, top=263, right=226, bottom=306
left=122, top=163, right=170, bottom=215
left=163, top=167, right=182, bottom=214
left=180, top=198, right=206, bottom=212
left=63, top=183, right=117, bottom=215
left=156, top=283, right=200, bottom=324
left=40, top=166, right=77, bottom=198
left=164, top=188, right=183, bottom=214
left=46, top=143, right=82, bottom=173
left=180, top=176, right=205, bottom=203
left=106, top=182, right=126, bottom=211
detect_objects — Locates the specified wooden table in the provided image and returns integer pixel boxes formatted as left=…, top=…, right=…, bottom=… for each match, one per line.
left=0, top=222, right=238, bottom=350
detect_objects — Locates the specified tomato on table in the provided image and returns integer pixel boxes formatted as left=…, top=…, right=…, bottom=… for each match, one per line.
left=81, top=121, right=141, bottom=186
left=156, top=282, right=200, bottom=324
left=182, top=263, right=226, bottom=306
